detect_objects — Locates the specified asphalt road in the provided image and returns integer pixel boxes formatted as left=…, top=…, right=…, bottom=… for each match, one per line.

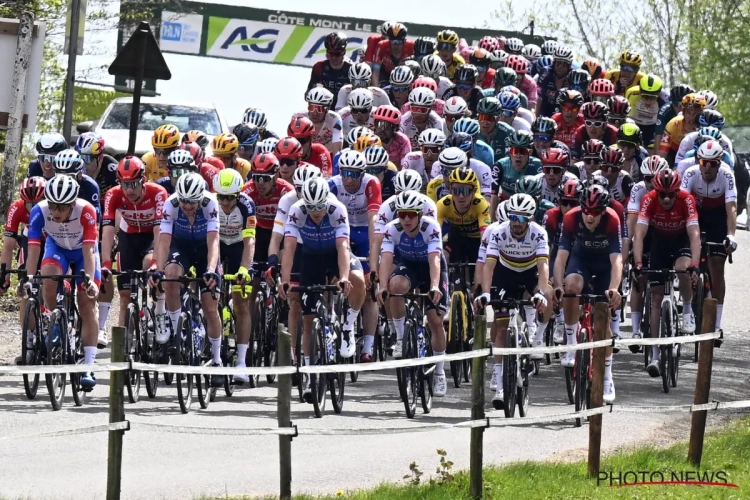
left=1, top=233, right=750, bottom=500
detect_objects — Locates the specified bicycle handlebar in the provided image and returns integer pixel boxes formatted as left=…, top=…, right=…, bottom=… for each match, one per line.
left=157, top=276, right=218, bottom=300
left=704, top=240, right=733, bottom=264
left=222, top=273, right=249, bottom=299
left=288, top=284, right=340, bottom=294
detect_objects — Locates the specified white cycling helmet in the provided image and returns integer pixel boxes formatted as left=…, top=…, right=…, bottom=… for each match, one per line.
left=292, top=164, right=322, bottom=188
left=348, top=88, right=374, bottom=108
left=394, top=190, right=426, bottom=212
left=389, top=65, right=415, bottom=86
left=53, top=150, right=84, bottom=175
left=698, top=89, right=719, bottom=110
left=242, top=108, right=268, bottom=130
left=213, top=168, right=244, bottom=195
left=305, top=87, right=334, bottom=106
left=45, top=174, right=79, bottom=204
left=522, top=44, right=541, bottom=62
left=506, top=193, right=536, bottom=218
left=418, top=129, right=446, bottom=147
left=301, top=177, right=330, bottom=206
left=167, top=149, right=196, bottom=170
left=496, top=199, right=509, bottom=223
left=338, top=149, right=367, bottom=170
left=409, top=87, right=436, bottom=106
left=438, top=147, right=468, bottom=168
left=444, top=96, right=469, bottom=116
left=394, top=169, right=423, bottom=193
left=255, top=138, right=279, bottom=155
left=420, top=55, right=446, bottom=78
left=349, top=62, right=372, bottom=83
left=175, top=172, right=205, bottom=202
left=504, top=37, right=524, bottom=55
left=364, top=145, right=389, bottom=168
left=541, top=40, right=558, bottom=56
left=696, top=140, right=724, bottom=161
left=640, top=155, right=670, bottom=176
left=553, top=45, right=574, bottom=63
left=346, top=126, right=374, bottom=147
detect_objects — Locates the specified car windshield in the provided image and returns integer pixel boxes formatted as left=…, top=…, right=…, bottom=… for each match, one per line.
left=100, top=102, right=222, bottom=135
left=723, top=126, right=750, bottom=153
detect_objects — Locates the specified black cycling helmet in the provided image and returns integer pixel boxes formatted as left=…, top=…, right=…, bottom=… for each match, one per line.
left=493, top=67, right=517, bottom=87
left=531, top=116, right=558, bottom=135
left=324, top=32, right=347, bottom=51
left=414, top=36, right=436, bottom=58
left=232, top=123, right=260, bottom=147
left=669, top=83, right=695, bottom=104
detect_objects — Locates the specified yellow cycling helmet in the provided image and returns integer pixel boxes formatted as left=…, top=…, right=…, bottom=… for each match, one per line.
left=353, top=134, right=382, bottom=152
left=619, top=50, right=643, bottom=67
left=448, top=166, right=478, bottom=186
left=639, top=74, right=663, bottom=95
left=682, top=92, right=707, bottom=108
left=152, top=124, right=181, bottom=148
left=436, top=30, right=459, bottom=47
left=212, top=133, right=239, bottom=156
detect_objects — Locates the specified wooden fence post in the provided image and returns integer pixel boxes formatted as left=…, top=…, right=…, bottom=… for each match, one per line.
left=688, top=298, right=717, bottom=466
left=587, top=302, right=608, bottom=477
left=470, top=314, right=487, bottom=499
left=277, top=327, right=293, bottom=500
left=107, top=326, right=126, bottom=500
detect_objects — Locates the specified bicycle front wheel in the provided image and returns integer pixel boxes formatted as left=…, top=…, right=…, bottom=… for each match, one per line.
left=501, top=328, right=517, bottom=418
left=398, top=319, right=418, bottom=419
left=265, top=294, right=279, bottom=384
left=693, top=273, right=705, bottom=362
left=448, top=291, right=465, bottom=388
left=175, top=314, right=194, bottom=414
left=21, top=298, right=41, bottom=399
left=45, top=310, right=67, bottom=411
left=309, top=318, right=327, bottom=418
left=574, top=329, right=588, bottom=427
left=124, top=304, right=142, bottom=404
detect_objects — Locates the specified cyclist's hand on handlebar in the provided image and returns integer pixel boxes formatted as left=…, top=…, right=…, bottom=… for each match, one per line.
left=474, top=292, right=490, bottom=308
left=687, top=264, right=700, bottom=286
left=203, top=271, right=219, bottom=290
left=606, top=289, right=621, bottom=309
left=532, top=291, right=547, bottom=311
left=148, top=270, right=164, bottom=288
left=471, top=281, right=482, bottom=297
left=279, top=282, right=290, bottom=300
left=21, top=281, right=35, bottom=299
left=725, top=234, right=738, bottom=254
left=428, top=287, right=443, bottom=305
left=86, top=280, right=99, bottom=298
left=101, top=260, right=112, bottom=280
left=632, top=262, right=643, bottom=278
left=377, top=288, right=388, bottom=307
left=338, top=278, right=352, bottom=297
left=552, top=287, right=564, bottom=308
left=237, top=266, right=250, bottom=286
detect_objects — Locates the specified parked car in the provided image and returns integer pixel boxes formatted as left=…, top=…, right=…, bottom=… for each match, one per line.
left=721, top=125, right=750, bottom=229
left=76, top=97, right=230, bottom=159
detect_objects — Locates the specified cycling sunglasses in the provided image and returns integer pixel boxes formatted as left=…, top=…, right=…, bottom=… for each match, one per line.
left=352, top=107, right=372, bottom=114
left=543, top=166, right=563, bottom=174
left=658, top=191, right=678, bottom=200
left=609, top=115, right=627, bottom=123
left=390, top=39, right=404, bottom=46
left=178, top=197, right=199, bottom=205
left=352, top=78, right=369, bottom=87
left=239, top=143, right=257, bottom=152
left=585, top=120, right=604, bottom=127
left=534, top=134, right=552, bottom=142
left=170, top=168, right=189, bottom=178
left=217, top=194, right=237, bottom=202
left=392, top=85, right=409, bottom=92
left=560, top=198, right=579, bottom=208
left=154, top=147, right=177, bottom=156
left=601, top=164, right=621, bottom=172
left=451, top=184, right=475, bottom=197
left=307, top=104, right=326, bottom=114
left=38, top=154, right=55, bottom=163
left=508, top=213, right=530, bottom=223
left=253, top=174, right=274, bottom=183
left=444, top=114, right=463, bottom=122
left=643, top=175, right=655, bottom=183
left=478, top=113, right=497, bottom=123
left=500, top=109, right=516, bottom=117
left=341, top=169, right=363, bottom=179
left=397, top=209, right=421, bottom=220
left=49, top=202, right=73, bottom=212
left=475, top=65, right=487, bottom=72
left=510, top=147, right=530, bottom=156
left=620, top=64, right=637, bottom=73
left=582, top=207, right=604, bottom=216
left=561, top=104, right=580, bottom=113
left=366, top=166, right=386, bottom=175
left=121, top=180, right=141, bottom=190
left=305, top=201, right=327, bottom=211
left=422, top=145, right=441, bottom=155
left=79, top=153, right=97, bottom=164
left=617, top=140, right=637, bottom=149
left=279, top=158, right=298, bottom=167
left=441, top=167, right=457, bottom=178
left=327, top=50, right=345, bottom=57
left=296, top=137, right=312, bottom=145
left=456, top=82, right=474, bottom=90
left=411, top=105, right=431, bottom=114
left=583, top=157, right=602, bottom=164
left=699, top=159, right=721, bottom=169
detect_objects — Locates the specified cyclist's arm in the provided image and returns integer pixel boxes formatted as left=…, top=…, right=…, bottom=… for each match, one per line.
left=280, top=236, right=297, bottom=284
left=608, top=252, right=623, bottom=291
left=369, top=232, right=383, bottom=278
left=536, top=257, right=550, bottom=292
left=336, top=237, right=351, bottom=283
left=553, top=249, right=568, bottom=289
left=83, top=242, right=97, bottom=283
left=206, top=231, right=220, bottom=273
left=241, top=234, right=255, bottom=270
left=101, top=225, right=116, bottom=267
left=687, top=224, right=701, bottom=264
left=481, top=256, right=496, bottom=295
left=379, top=250, right=394, bottom=291
left=632, top=222, right=647, bottom=266
left=428, top=251, right=441, bottom=290
left=154, top=232, right=171, bottom=270
left=268, top=232, right=282, bottom=262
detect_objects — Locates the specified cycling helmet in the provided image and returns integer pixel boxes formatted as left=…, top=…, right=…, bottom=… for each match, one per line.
left=600, top=146, right=624, bottom=166
left=180, top=141, right=204, bottom=164
left=582, top=101, right=608, bottom=120
left=552, top=45, right=574, bottom=63
left=491, top=49, right=509, bottom=68
left=379, top=21, right=394, bottom=36
left=306, top=87, right=334, bottom=107
left=619, top=50, right=643, bottom=67
left=386, top=22, right=407, bottom=41
left=448, top=166, right=478, bottom=186
left=531, top=116, right=558, bottom=134
left=243, top=108, right=268, bottom=131
left=212, top=133, right=239, bottom=155
left=504, top=37, right=524, bottom=55
left=507, top=193, right=536, bottom=217
left=494, top=67, right=518, bottom=87
left=541, top=40, right=558, bottom=55
left=698, top=89, right=719, bottom=110
left=478, top=36, right=500, bottom=52
left=557, top=88, right=585, bottom=108
left=403, top=59, right=421, bottom=78
left=409, top=87, right=436, bottom=107
left=287, top=116, right=316, bottom=139
left=115, top=156, right=145, bottom=182
left=324, top=32, right=347, bottom=51
left=581, top=58, right=604, bottom=79
left=394, top=169, right=423, bottom=193
left=349, top=62, right=372, bottom=83
left=469, top=48, right=493, bottom=67
left=292, top=164, right=322, bottom=188
left=213, top=168, right=244, bottom=195
left=477, top=97, right=502, bottom=116
left=444, top=96, right=469, bottom=116
left=54, top=150, right=84, bottom=175
left=274, top=137, right=303, bottom=160
left=640, top=155, right=670, bottom=176
left=436, top=30, right=459, bottom=47
left=682, top=93, right=707, bottom=107
left=36, top=133, right=68, bottom=155
left=346, top=126, right=374, bottom=147
left=338, top=149, right=367, bottom=170
left=452, top=117, right=480, bottom=137
left=182, top=130, right=209, bottom=149
left=581, top=139, right=605, bottom=158
left=607, top=95, right=631, bottom=118
left=19, top=177, right=46, bottom=203
left=505, top=55, right=529, bottom=75
left=354, top=134, right=382, bottom=152
left=420, top=54, right=446, bottom=78
left=617, top=123, right=642, bottom=145
left=498, top=91, right=521, bottom=111
left=496, top=199, right=509, bottom=222
left=256, top=138, right=280, bottom=154
left=301, top=177, right=330, bottom=206
left=587, top=173, right=609, bottom=189
left=669, top=84, right=695, bottom=104
left=412, top=75, right=438, bottom=93
left=152, top=124, right=181, bottom=148
left=580, top=184, right=610, bottom=210
left=698, top=109, right=725, bottom=129
left=438, top=147, right=468, bottom=168
left=516, top=175, right=543, bottom=197
left=394, top=190, right=426, bottom=212
left=364, top=145, right=389, bottom=168
left=652, top=169, right=681, bottom=193
left=559, top=178, right=583, bottom=200
left=445, top=132, right=473, bottom=152
left=697, top=140, right=724, bottom=161
left=698, top=126, right=722, bottom=142
left=75, top=132, right=105, bottom=156
left=540, top=147, right=570, bottom=167
left=372, top=105, right=402, bottom=125
left=522, top=43, right=541, bottom=62
left=348, top=88, right=374, bottom=108
left=45, top=174, right=79, bottom=204
left=418, top=128, right=447, bottom=147
left=536, top=55, right=554, bottom=74
left=455, top=64, right=479, bottom=83
left=390, top=65, right=415, bottom=86
left=232, top=123, right=260, bottom=147
left=567, top=70, right=591, bottom=93
left=506, top=129, right=534, bottom=148
left=414, top=36, right=437, bottom=58
left=175, top=172, right=205, bottom=202
left=639, top=74, right=663, bottom=95
left=167, top=149, right=197, bottom=171
left=252, top=152, right=280, bottom=174
left=589, top=78, right=615, bottom=98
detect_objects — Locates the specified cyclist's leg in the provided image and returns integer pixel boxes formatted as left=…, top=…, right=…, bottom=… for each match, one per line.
left=703, top=215, right=728, bottom=328
left=673, top=232, right=694, bottom=332
left=351, top=229, right=377, bottom=361
left=424, top=258, right=449, bottom=396
left=339, top=256, right=365, bottom=358
left=647, top=237, right=670, bottom=366
left=250, top=228, right=273, bottom=344
left=561, top=255, right=585, bottom=365
left=195, top=253, right=222, bottom=365
left=69, top=247, right=101, bottom=385
left=287, top=246, right=303, bottom=360
left=387, top=266, right=412, bottom=358
left=40, top=238, right=67, bottom=311
left=162, top=246, right=188, bottom=342
left=223, top=242, right=250, bottom=372
left=97, top=239, right=114, bottom=346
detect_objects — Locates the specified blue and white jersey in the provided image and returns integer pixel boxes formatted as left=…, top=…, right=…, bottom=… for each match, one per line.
left=284, top=197, right=350, bottom=254
left=328, top=173, right=382, bottom=227
left=374, top=193, right=438, bottom=235
left=78, top=173, right=101, bottom=220
left=159, top=191, right=220, bottom=242
left=380, top=216, right=443, bottom=262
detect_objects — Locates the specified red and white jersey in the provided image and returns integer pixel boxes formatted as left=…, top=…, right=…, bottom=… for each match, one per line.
left=681, top=164, right=737, bottom=210
left=328, top=173, right=382, bottom=227
left=399, top=111, right=447, bottom=149
left=274, top=190, right=300, bottom=239
left=3, top=199, right=30, bottom=237
left=303, top=143, right=333, bottom=178
left=292, top=110, right=343, bottom=153
left=242, top=178, right=294, bottom=230
left=637, top=189, right=698, bottom=236
left=436, top=76, right=453, bottom=99
left=627, top=180, right=648, bottom=214
left=400, top=151, right=432, bottom=185
left=103, top=182, right=168, bottom=234
left=552, top=113, right=584, bottom=149
left=335, top=85, right=391, bottom=111
left=400, top=100, right=446, bottom=117
left=28, top=199, right=98, bottom=250
left=200, top=163, right=222, bottom=191
left=338, top=106, right=375, bottom=137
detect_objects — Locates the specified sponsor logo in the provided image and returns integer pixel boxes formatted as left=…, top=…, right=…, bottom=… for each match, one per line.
left=221, top=26, right=279, bottom=53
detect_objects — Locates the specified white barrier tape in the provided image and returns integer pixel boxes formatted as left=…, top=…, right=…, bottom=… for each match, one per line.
left=615, top=404, right=692, bottom=413
left=131, top=421, right=296, bottom=436
left=299, top=349, right=492, bottom=375
left=490, top=339, right=612, bottom=356
left=0, top=421, right=129, bottom=440
left=615, top=331, right=720, bottom=348
left=488, top=406, right=609, bottom=427
left=129, top=362, right=297, bottom=377
left=0, top=362, right=130, bottom=376
left=297, top=419, right=489, bottom=435
left=715, top=400, right=750, bottom=411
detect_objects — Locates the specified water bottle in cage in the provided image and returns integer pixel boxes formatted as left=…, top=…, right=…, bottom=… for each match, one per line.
left=325, top=326, right=335, bottom=363
left=194, top=320, right=206, bottom=352
left=417, top=327, right=426, bottom=358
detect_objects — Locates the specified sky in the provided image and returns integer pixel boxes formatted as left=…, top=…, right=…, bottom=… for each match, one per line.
left=75, top=0, right=529, bottom=134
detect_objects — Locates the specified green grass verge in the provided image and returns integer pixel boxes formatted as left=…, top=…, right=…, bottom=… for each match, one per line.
left=201, top=416, right=750, bottom=500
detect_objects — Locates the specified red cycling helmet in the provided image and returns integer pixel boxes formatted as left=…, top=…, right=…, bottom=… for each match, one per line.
left=19, top=176, right=46, bottom=203
left=274, top=137, right=303, bottom=160
left=607, top=95, right=631, bottom=116
left=287, top=117, right=316, bottom=139
left=581, top=139, right=605, bottom=158
left=653, top=169, right=681, bottom=193
left=478, top=36, right=500, bottom=52
left=372, top=105, right=402, bottom=125
left=580, top=184, right=610, bottom=211
left=116, top=156, right=145, bottom=182
left=589, top=78, right=615, bottom=98
left=540, top=147, right=570, bottom=167
left=582, top=101, right=608, bottom=120
left=252, top=153, right=280, bottom=174
left=411, top=76, right=438, bottom=93
left=600, top=146, right=624, bottom=166
left=559, top=178, right=582, bottom=200
left=180, top=141, right=204, bottom=165
left=505, top=55, right=529, bottom=75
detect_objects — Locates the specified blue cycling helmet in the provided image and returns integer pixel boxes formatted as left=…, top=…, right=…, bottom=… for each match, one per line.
left=698, top=109, right=725, bottom=130
left=498, top=91, right=521, bottom=111
left=698, top=126, right=722, bottom=142
left=453, top=117, right=480, bottom=137
left=445, top=132, right=473, bottom=152
left=536, top=55, right=554, bottom=74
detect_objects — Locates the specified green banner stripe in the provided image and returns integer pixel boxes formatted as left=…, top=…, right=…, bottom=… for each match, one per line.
left=274, top=25, right=314, bottom=64
left=206, top=16, right=231, bottom=51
